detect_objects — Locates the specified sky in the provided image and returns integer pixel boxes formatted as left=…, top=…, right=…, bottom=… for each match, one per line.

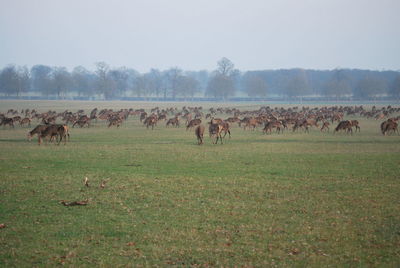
left=0, top=0, right=399, bottom=72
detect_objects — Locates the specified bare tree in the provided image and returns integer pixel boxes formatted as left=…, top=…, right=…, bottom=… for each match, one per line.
left=206, top=73, right=235, bottom=100
left=51, top=67, right=72, bottom=98
left=206, top=58, right=237, bottom=100
left=72, top=66, right=94, bottom=97
left=0, top=65, right=30, bottom=97
left=95, top=62, right=114, bottom=99
left=354, top=75, right=387, bottom=99
left=165, top=67, right=183, bottom=100
left=108, top=67, right=131, bottom=97
left=243, top=74, right=268, bottom=98
left=217, top=57, right=235, bottom=76
left=132, top=75, right=149, bottom=97
left=282, top=69, right=311, bottom=100
left=390, top=74, right=400, bottom=101
left=31, top=65, right=52, bottom=96
left=145, top=69, right=164, bottom=97
left=176, top=75, right=199, bottom=100
left=323, top=69, right=352, bottom=100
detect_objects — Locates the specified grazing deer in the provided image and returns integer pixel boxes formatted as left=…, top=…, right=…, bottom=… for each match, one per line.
left=144, top=115, right=157, bottom=130
left=381, top=120, right=398, bottom=135
left=186, top=119, right=202, bottom=130
left=12, top=116, right=22, bottom=123
left=73, top=117, right=90, bottom=128
left=263, top=121, right=282, bottom=134
left=334, top=120, right=353, bottom=135
left=38, top=124, right=68, bottom=145
left=90, top=108, right=98, bottom=120
left=0, top=118, right=14, bottom=128
left=225, top=117, right=240, bottom=125
left=27, top=125, right=48, bottom=141
left=166, top=117, right=180, bottom=128
left=241, top=118, right=255, bottom=130
left=320, top=121, right=330, bottom=132
left=20, top=118, right=31, bottom=127
left=139, top=112, right=147, bottom=122
left=108, top=117, right=123, bottom=128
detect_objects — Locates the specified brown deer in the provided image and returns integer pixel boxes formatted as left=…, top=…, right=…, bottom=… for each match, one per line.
left=139, top=112, right=147, bottom=122
left=12, top=116, right=22, bottom=123
left=219, top=121, right=231, bottom=138
left=73, top=117, right=90, bottom=128
left=186, top=119, right=202, bottom=130
left=20, top=117, right=31, bottom=127
left=108, top=117, right=123, bottom=128
left=38, top=124, right=68, bottom=145
left=350, top=120, right=360, bottom=132
left=263, top=121, right=282, bottom=134
left=0, top=118, right=14, bottom=128
left=243, top=118, right=259, bottom=131
left=320, top=121, right=330, bottom=132
left=334, top=120, right=353, bottom=135
left=195, top=125, right=205, bottom=145
left=381, top=120, right=398, bottom=135
left=144, top=115, right=157, bottom=130
left=27, top=125, right=48, bottom=141
left=209, top=123, right=224, bottom=144
left=225, top=117, right=240, bottom=125
left=166, top=117, right=180, bottom=127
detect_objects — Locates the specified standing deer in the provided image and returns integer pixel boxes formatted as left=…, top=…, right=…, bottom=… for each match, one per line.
left=195, top=125, right=205, bottom=145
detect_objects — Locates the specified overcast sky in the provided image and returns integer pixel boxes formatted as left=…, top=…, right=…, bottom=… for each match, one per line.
left=1, top=0, right=399, bottom=72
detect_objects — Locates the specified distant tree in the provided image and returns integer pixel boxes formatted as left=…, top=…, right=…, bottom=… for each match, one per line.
left=206, top=58, right=237, bottom=100
left=30, top=65, right=53, bottom=96
left=323, top=69, right=352, bottom=100
left=282, top=69, right=311, bottom=98
left=186, top=70, right=209, bottom=94
left=0, top=65, right=30, bottom=97
left=354, top=75, right=387, bottom=99
left=108, top=67, right=130, bottom=97
left=243, top=74, right=268, bottom=98
left=217, top=57, right=235, bottom=76
left=132, top=75, right=149, bottom=97
left=17, top=66, right=31, bottom=97
left=51, top=67, right=72, bottom=98
left=390, top=74, right=400, bottom=100
left=206, top=73, right=235, bottom=99
left=95, top=62, right=114, bottom=99
left=0, top=66, right=14, bottom=95
left=145, top=69, right=164, bottom=97
left=165, top=67, right=183, bottom=100
left=72, top=66, right=94, bottom=97
left=176, top=75, right=199, bottom=100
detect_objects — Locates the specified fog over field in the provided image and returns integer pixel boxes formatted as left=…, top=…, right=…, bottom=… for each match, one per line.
left=1, top=1, right=400, bottom=101
left=1, top=0, right=399, bottom=71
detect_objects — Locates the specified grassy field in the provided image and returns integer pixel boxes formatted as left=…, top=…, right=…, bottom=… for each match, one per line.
left=0, top=101, right=399, bottom=267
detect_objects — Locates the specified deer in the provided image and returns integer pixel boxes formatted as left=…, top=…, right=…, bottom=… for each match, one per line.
left=195, top=125, right=205, bottom=145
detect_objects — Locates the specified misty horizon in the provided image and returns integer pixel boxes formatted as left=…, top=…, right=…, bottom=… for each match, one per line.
left=1, top=61, right=399, bottom=74
left=1, top=0, right=400, bottom=73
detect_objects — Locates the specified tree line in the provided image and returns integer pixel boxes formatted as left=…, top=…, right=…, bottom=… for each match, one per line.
left=0, top=58, right=399, bottom=100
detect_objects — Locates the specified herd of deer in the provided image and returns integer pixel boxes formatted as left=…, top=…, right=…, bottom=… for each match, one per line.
left=0, top=105, right=399, bottom=145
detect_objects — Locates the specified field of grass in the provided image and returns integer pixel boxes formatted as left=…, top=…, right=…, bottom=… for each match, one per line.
left=0, top=101, right=399, bottom=267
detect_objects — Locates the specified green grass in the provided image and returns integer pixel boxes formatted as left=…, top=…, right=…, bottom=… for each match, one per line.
left=0, top=101, right=399, bottom=267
